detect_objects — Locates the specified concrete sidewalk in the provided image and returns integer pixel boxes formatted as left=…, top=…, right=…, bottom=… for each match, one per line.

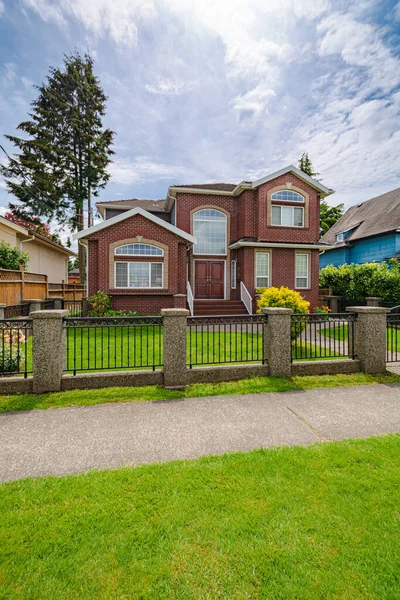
left=1, top=383, right=399, bottom=482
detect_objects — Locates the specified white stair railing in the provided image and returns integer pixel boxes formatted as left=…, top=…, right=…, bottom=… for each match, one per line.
left=187, top=280, right=194, bottom=316
left=240, top=281, right=252, bottom=314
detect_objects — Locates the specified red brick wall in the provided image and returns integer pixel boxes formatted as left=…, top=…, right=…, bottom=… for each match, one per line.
left=86, top=213, right=188, bottom=314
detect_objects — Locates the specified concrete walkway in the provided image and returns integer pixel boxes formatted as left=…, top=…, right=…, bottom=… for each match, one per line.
left=1, top=383, right=399, bottom=482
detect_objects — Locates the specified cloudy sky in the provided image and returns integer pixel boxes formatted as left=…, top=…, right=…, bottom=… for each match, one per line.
left=0, top=0, right=399, bottom=238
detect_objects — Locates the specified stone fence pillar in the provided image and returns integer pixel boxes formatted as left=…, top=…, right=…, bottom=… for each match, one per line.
left=366, top=297, right=382, bottom=307
left=28, top=300, right=42, bottom=314
left=262, top=307, right=293, bottom=377
left=53, top=298, right=63, bottom=309
left=0, top=303, right=6, bottom=320
left=31, top=310, right=69, bottom=393
left=161, top=308, right=189, bottom=388
left=346, top=306, right=388, bottom=373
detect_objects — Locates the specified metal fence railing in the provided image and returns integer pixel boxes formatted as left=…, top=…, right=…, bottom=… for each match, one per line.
left=63, top=299, right=85, bottom=316
left=387, top=311, right=400, bottom=362
left=291, top=313, right=356, bottom=362
left=4, top=303, right=30, bottom=319
left=187, top=315, right=265, bottom=368
left=0, top=318, right=33, bottom=377
left=64, top=316, right=164, bottom=374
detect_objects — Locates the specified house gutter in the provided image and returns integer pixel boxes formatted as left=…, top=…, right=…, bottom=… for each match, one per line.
left=19, top=235, right=35, bottom=251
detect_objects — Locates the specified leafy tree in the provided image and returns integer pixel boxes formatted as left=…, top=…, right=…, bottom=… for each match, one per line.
left=4, top=211, right=61, bottom=244
left=0, top=241, right=29, bottom=271
left=0, top=51, right=115, bottom=282
left=298, top=152, right=319, bottom=178
left=319, top=200, right=344, bottom=236
left=68, top=256, right=79, bottom=273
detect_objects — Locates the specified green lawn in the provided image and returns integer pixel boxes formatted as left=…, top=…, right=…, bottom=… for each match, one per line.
left=321, top=324, right=400, bottom=352
left=1, top=435, right=399, bottom=599
left=1, top=371, right=399, bottom=413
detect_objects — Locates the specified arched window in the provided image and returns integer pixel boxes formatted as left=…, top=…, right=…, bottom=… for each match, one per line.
left=271, top=190, right=304, bottom=202
left=115, top=243, right=163, bottom=256
left=193, top=209, right=227, bottom=255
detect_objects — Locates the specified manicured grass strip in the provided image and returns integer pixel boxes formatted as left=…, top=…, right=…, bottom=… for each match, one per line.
left=1, top=435, right=399, bottom=599
left=321, top=323, right=400, bottom=353
left=1, top=371, right=399, bottom=413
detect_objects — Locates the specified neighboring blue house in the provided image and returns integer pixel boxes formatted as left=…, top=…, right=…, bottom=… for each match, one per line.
left=320, top=187, right=400, bottom=268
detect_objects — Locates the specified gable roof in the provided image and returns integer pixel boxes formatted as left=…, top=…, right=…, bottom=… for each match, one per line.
left=96, top=199, right=166, bottom=218
left=169, top=165, right=333, bottom=198
left=73, top=206, right=196, bottom=244
left=0, top=216, right=75, bottom=255
left=320, top=186, right=400, bottom=246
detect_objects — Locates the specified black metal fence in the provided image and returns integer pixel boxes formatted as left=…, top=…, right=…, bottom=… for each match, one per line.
left=387, top=311, right=400, bottom=362
left=0, top=319, right=33, bottom=377
left=64, top=316, right=163, bottom=374
left=4, top=303, right=30, bottom=319
left=187, top=315, right=265, bottom=368
left=291, top=313, right=356, bottom=361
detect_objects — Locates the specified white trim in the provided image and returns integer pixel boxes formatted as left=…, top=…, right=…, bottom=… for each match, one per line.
left=271, top=205, right=304, bottom=227
left=114, top=243, right=164, bottom=257
left=0, top=216, right=29, bottom=236
left=240, top=281, right=252, bottom=314
left=114, top=261, right=164, bottom=289
left=73, top=206, right=196, bottom=244
left=169, top=165, right=333, bottom=198
left=271, top=190, right=305, bottom=203
left=193, top=258, right=226, bottom=300
left=193, top=208, right=227, bottom=256
left=295, top=253, right=309, bottom=289
left=255, top=252, right=270, bottom=289
left=231, top=260, right=237, bottom=289
left=229, top=241, right=332, bottom=250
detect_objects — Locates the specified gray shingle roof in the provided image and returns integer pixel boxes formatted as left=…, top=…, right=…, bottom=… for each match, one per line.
left=172, top=183, right=237, bottom=191
left=320, top=187, right=400, bottom=245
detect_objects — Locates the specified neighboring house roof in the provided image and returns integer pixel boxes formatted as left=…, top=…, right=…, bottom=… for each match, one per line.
left=74, top=206, right=197, bottom=244
left=96, top=199, right=166, bottom=218
left=0, top=216, right=75, bottom=255
left=320, top=186, right=400, bottom=246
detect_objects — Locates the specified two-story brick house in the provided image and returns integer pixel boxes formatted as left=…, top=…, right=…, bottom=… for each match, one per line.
left=75, top=165, right=333, bottom=315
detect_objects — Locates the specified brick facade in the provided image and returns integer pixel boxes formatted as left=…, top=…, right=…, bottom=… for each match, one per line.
left=84, top=171, right=323, bottom=314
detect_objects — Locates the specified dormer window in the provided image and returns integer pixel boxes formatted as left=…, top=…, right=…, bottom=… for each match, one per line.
left=271, top=190, right=304, bottom=203
left=335, top=233, right=344, bottom=243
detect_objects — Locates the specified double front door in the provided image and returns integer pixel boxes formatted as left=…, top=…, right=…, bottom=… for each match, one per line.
left=194, top=261, right=224, bottom=299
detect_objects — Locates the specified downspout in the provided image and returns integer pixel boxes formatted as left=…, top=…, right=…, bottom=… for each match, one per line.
left=19, top=235, right=35, bottom=251
left=78, top=239, right=88, bottom=295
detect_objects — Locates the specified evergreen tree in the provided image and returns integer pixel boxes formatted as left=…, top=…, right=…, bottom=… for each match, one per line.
left=0, top=51, right=115, bottom=282
left=320, top=201, right=344, bottom=236
left=298, top=152, right=319, bottom=178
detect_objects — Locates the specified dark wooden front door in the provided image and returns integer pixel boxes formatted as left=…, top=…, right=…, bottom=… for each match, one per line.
left=195, top=261, right=224, bottom=299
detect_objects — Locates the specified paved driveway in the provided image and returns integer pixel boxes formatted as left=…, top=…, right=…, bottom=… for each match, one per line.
left=1, top=383, right=399, bottom=482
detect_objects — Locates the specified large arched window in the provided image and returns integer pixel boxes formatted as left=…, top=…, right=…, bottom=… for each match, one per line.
left=271, top=190, right=304, bottom=202
left=115, top=243, right=163, bottom=256
left=193, top=209, right=227, bottom=255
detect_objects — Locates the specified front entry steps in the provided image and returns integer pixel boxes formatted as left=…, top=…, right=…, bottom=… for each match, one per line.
left=193, top=300, right=249, bottom=316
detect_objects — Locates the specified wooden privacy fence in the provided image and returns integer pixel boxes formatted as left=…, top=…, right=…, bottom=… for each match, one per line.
left=0, top=267, right=85, bottom=305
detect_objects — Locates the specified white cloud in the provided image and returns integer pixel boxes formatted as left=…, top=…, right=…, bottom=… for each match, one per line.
left=0, top=1, right=4, bottom=16
left=145, top=78, right=195, bottom=96
left=108, top=156, right=194, bottom=186
left=232, top=83, right=275, bottom=120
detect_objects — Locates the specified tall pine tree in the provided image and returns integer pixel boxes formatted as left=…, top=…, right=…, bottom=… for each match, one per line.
left=0, top=52, right=115, bottom=282
left=298, top=152, right=319, bottom=178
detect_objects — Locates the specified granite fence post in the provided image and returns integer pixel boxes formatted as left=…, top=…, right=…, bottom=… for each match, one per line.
left=161, top=308, right=189, bottom=388
left=0, top=304, right=5, bottom=320
left=346, top=306, right=388, bottom=373
left=366, top=297, right=382, bottom=307
left=262, top=307, right=293, bottom=377
left=82, top=298, right=89, bottom=317
left=31, top=309, right=69, bottom=393
left=28, top=300, right=42, bottom=314
left=53, top=298, right=63, bottom=309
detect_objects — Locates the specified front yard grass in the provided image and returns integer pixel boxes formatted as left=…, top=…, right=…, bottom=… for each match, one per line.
left=321, top=323, right=400, bottom=352
left=0, top=434, right=399, bottom=599
left=0, top=371, right=399, bottom=413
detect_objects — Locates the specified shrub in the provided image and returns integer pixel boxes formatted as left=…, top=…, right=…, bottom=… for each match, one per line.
left=0, top=329, right=25, bottom=374
left=0, top=241, right=29, bottom=271
left=87, top=291, right=112, bottom=317
left=256, top=286, right=310, bottom=340
left=319, top=260, right=400, bottom=303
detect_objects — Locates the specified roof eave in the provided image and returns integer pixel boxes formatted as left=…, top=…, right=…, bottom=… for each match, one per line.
left=251, top=165, right=334, bottom=197
left=229, top=241, right=333, bottom=251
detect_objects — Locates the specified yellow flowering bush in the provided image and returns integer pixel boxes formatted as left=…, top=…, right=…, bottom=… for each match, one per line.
left=256, top=286, right=310, bottom=340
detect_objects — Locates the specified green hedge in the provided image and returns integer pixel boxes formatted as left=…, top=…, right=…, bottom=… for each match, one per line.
left=319, top=260, right=400, bottom=303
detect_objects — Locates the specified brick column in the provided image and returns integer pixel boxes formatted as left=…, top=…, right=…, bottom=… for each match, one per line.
left=262, top=307, right=293, bottom=377
left=346, top=306, right=388, bottom=373
left=161, top=308, right=189, bottom=389
left=31, top=310, right=69, bottom=393
left=173, top=294, right=187, bottom=309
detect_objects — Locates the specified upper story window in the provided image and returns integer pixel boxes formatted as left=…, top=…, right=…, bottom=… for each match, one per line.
left=271, top=190, right=304, bottom=202
left=193, top=209, right=227, bottom=255
left=335, top=233, right=344, bottom=243
left=271, top=205, right=304, bottom=227
left=115, top=243, right=163, bottom=256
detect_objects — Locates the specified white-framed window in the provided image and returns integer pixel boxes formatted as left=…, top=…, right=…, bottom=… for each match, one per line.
left=271, top=190, right=304, bottom=202
left=231, top=260, right=237, bottom=289
left=115, top=262, right=163, bottom=288
left=335, top=233, right=344, bottom=243
left=295, top=253, right=309, bottom=288
left=256, top=252, right=270, bottom=288
left=271, top=205, right=304, bottom=227
left=193, top=209, right=227, bottom=255
left=115, top=243, right=163, bottom=256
